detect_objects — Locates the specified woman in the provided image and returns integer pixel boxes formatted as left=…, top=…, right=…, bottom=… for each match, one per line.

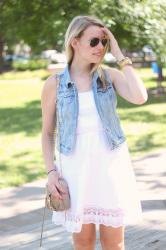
left=41, top=15, right=148, bottom=250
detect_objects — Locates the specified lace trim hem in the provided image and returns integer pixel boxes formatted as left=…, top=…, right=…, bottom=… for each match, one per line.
left=52, top=206, right=126, bottom=230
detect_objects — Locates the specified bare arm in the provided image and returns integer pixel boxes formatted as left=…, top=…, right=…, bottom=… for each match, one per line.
left=41, top=75, right=66, bottom=199
left=100, top=26, right=148, bottom=105
left=41, top=75, right=57, bottom=172
left=107, top=65, right=148, bottom=105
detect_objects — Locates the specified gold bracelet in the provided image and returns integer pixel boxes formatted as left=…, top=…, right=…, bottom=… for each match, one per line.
left=117, top=57, right=132, bottom=67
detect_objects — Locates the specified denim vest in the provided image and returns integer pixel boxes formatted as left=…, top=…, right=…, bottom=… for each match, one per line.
left=55, top=64, right=126, bottom=155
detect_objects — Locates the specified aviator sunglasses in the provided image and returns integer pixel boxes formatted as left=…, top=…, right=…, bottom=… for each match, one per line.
left=89, top=37, right=108, bottom=47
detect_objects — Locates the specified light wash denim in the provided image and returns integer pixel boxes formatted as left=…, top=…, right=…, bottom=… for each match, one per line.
left=55, top=64, right=126, bottom=155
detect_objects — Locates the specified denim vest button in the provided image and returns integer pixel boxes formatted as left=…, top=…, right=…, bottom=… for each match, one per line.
left=68, top=82, right=72, bottom=88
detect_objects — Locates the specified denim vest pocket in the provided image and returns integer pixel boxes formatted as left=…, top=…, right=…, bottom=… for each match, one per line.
left=97, top=84, right=115, bottom=104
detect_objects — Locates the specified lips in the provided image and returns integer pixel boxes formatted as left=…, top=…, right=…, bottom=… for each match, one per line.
left=93, top=53, right=102, bottom=56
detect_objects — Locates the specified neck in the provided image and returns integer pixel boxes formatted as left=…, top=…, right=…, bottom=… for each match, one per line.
left=69, top=58, right=93, bottom=78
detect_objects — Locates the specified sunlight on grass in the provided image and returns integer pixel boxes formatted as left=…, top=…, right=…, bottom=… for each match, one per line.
left=0, top=131, right=46, bottom=185
left=0, top=81, right=42, bottom=107
left=118, top=94, right=166, bottom=157
left=0, top=79, right=46, bottom=188
left=0, top=69, right=49, bottom=80
left=0, top=134, right=45, bottom=187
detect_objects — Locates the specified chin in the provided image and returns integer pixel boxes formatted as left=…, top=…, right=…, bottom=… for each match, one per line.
left=90, top=58, right=102, bottom=64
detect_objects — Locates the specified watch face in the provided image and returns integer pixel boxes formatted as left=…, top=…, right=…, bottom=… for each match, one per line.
left=117, top=57, right=132, bottom=67
left=120, top=60, right=132, bottom=67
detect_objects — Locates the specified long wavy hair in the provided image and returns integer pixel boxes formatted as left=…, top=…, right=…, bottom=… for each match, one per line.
left=64, top=15, right=110, bottom=89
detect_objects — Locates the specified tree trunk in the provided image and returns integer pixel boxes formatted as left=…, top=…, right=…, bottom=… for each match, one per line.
left=0, top=35, right=4, bottom=73
left=157, top=66, right=164, bottom=94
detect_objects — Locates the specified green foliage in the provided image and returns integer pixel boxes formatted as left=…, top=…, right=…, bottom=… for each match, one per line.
left=0, top=0, right=91, bottom=52
left=91, top=0, right=166, bottom=66
left=1, top=0, right=166, bottom=66
left=12, top=59, right=49, bottom=71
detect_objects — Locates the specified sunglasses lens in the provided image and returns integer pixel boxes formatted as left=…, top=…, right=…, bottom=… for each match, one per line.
left=90, top=38, right=100, bottom=47
left=90, top=38, right=108, bottom=47
left=102, top=39, right=108, bottom=47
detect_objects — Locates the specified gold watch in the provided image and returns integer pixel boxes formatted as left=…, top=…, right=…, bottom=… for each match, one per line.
left=117, top=57, right=132, bottom=67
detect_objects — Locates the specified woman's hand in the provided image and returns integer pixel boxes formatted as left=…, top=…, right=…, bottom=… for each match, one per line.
left=47, top=171, right=67, bottom=200
left=101, top=26, right=124, bottom=61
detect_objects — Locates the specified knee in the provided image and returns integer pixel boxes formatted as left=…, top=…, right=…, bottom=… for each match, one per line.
left=100, top=237, right=124, bottom=250
left=73, top=233, right=96, bottom=249
left=74, top=236, right=95, bottom=249
left=72, top=224, right=96, bottom=249
left=100, top=225, right=125, bottom=250
left=100, top=239, right=125, bottom=250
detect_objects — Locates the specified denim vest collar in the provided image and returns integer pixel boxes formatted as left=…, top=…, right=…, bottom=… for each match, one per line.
left=58, top=63, right=99, bottom=89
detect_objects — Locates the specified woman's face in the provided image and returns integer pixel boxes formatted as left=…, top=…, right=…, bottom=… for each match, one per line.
left=72, top=25, right=108, bottom=64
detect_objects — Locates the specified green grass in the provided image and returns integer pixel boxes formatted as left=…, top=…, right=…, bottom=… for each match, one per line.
left=117, top=67, right=166, bottom=157
left=0, top=67, right=166, bottom=188
left=118, top=95, right=166, bottom=157
left=0, top=80, right=46, bottom=188
left=0, top=69, right=49, bottom=80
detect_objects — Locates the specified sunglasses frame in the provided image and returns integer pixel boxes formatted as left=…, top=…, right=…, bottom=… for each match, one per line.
left=89, top=37, right=109, bottom=48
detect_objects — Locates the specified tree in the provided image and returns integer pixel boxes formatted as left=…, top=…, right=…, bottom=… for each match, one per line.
left=91, top=0, right=166, bottom=66
left=91, top=0, right=166, bottom=91
left=0, top=0, right=91, bottom=71
left=0, top=0, right=166, bottom=75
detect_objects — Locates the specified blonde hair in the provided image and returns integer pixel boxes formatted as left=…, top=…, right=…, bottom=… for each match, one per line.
left=64, top=15, right=110, bottom=89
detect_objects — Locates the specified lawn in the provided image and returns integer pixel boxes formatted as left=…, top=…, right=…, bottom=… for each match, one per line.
left=0, top=67, right=166, bottom=188
left=118, top=67, right=166, bottom=156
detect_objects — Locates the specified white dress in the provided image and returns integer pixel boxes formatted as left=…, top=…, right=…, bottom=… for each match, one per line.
left=52, top=89, right=143, bottom=233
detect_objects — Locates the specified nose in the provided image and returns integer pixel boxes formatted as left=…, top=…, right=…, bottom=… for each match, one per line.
left=99, top=40, right=105, bottom=49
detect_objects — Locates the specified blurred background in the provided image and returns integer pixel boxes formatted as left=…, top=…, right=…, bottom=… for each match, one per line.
left=0, top=0, right=166, bottom=188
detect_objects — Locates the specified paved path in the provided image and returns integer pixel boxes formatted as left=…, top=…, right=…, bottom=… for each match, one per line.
left=0, top=149, right=166, bottom=250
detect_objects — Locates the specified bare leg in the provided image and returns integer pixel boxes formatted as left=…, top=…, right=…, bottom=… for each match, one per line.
left=72, top=223, right=96, bottom=250
left=99, top=225, right=125, bottom=250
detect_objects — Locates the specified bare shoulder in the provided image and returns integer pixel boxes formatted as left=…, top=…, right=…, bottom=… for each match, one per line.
left=41, top=75, right=57, bottom=94
left=41, top=74, right=58, bottom=102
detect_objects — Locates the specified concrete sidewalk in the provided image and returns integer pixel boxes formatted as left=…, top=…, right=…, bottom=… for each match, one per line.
left=0, top=149, right=166, bottom=250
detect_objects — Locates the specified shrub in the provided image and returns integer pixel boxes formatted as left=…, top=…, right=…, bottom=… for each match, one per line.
left=12, top=59, right=49, bottom=71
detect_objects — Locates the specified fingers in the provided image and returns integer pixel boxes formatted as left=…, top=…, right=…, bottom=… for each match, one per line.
left=49, top=185, right=63, bottom=200
left=48, top=182, right=67, bottom=200
left=101, top=26, right=109, bottom=34
left=101, top=27, right=113, bottom=39
left=56, top=182, right=67, bottom=194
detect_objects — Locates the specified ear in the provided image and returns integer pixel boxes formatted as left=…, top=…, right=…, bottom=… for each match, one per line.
left=70, top=38, right=79, bottom=50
